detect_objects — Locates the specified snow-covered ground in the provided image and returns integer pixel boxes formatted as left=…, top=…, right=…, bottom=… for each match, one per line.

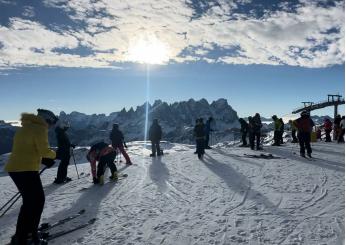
left=0, top=141, right=344, bottom=244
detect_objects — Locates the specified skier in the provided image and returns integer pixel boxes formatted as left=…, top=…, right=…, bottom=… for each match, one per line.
left=333, top=115, right=342, bottom=140
left=248, top=116, right=254, bottom=149
left=294, top=110, right=315, bottom=158
left=251, top=113, right=262, bottom=150
left=272, top=115, right=282, bottom=146
left=238, top=118, right=248, bottom=146
left=86, top=142, right=118, bottom=185
left=338, top=116, right=345, bottom=143
left=279, top=118, right=285, bottom=144
left=205, top=117, right=214, bottom=149
left=54, top=120, right=75, bottom=184
left=149, top=119, right=163, bottom=157
left=323, top=118, right=332, bottom=142
left=109, top=123, right=132, bottom=165
left=194, top=118, right=205, bottom=159
left=288, top=120, right=298, bottom=143
left=5, top=109, right=58, bottom=245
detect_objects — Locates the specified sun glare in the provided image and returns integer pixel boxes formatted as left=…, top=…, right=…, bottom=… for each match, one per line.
left=127, top=35, right=170, bottom=65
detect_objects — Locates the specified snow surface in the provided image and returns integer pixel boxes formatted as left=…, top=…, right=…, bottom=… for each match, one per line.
left=0, top=141, right=344, bottom=245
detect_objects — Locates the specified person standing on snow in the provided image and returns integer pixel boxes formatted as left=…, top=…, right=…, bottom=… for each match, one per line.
left=247, top=116, right=254, bottom=149
left=251, top=113, right=262, bottom=150
left=272, top=115, right=282, bottom=146
left=238, top=118, right=248, bottom=146
left=86, top=142, right=118, bottom=185
left=279, top=118, right=285, bottom=144
left=338, top=116, right=345, bottom=143
left=294, top=110, right=315, bottom=158
left=109, top=123, right=132, bottom=165
left=323, top=118, right=333, bottom=142
left=5, top=109, right=58, bottom=245
left=54, top=120, right=75, bottom=184
left=194, top=118, right=205, bottom=159
left=149, top=119, right=163, bottom=157
left=288, top=120, right=298, bottom=143
left=333, top=115, right=342, bottom=140
left=205, top=117, right=214, bottom=149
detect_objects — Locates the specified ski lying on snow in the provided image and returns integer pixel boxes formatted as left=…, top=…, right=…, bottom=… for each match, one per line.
left=41, top=218, right=97, bottom=242
left=243, top=153, right=283, bottom=159
left=39, top=209, right=86, bottom=232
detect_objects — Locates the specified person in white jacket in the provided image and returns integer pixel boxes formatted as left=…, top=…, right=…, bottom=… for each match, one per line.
left=338, top=116, right=345, bottom=143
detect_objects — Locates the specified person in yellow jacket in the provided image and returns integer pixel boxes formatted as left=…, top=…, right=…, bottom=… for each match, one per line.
left=289, top=120, right=298, bottom=143
left=272, top=115, right=282, bottom=146
left=5, top=109, right=58, bottom=245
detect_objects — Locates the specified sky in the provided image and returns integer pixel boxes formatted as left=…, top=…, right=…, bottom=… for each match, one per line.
left=0, top=0, right=344, bottom=120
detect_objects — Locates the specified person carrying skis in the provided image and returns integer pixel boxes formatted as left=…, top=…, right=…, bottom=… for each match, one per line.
left=294, top=110, right=315, bottom=158
left=5, top=109, right=58, bottom=245
left=86, top=142, right=118, bottom=185
left=288, top=120, right=298, bottom=143
left=272, top=115, right=282, bottom=146
left=194, top=118, right=205, bottom=159
left=109, top=123, right=132, bottom=165
left=251, top=113, right=263, bottom=150
left=338, top=116, right=345, bottom=143
left=323, top=118, right=333, bottom=142
left=205, top=116, right=214, bottom=149
left=238, top=118, right=248, bottom=146
left=149, top=119, right=163, bottom=157
left=54, top=120, right=76, bottom=184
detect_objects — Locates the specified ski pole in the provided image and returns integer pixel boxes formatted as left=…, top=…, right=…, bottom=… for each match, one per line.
left=0, top=167, right=48, bottom=218
left=71, top=149, right=79, bottom=179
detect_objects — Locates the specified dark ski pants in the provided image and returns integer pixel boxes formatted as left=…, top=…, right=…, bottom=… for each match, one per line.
left=196, top=138, right=205, bottom=158
left=151, top=140, right=161, bottom=156
left=325, top=129, right=332, bottom=142
left=280, top=131, right=284, bottom=144
left=205, top=133, right=210, bottom=148
left=241, top=132, right=247, bottom=146
left=273, top=131, right=281, bottom=145
left=338, top=129, right=345, bottom=143
left=298, top=132, right=312, bottom=154
left=97, top=152, right=117, bottom=178
left=9, top=171, right=45, bottom=244
left=56, top=154, right=70, bottom=182
left=292, top=130, right=298, bottom=142
left=250, top=132, right=260, bottom=150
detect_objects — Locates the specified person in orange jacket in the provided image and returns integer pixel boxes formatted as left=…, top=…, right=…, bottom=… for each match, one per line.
left=5, top=109, right=58, bottom=245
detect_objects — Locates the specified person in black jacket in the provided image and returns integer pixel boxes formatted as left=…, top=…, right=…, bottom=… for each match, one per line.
left=54, top=120, right=75, bottom=184
left=279, top=118, right=285, bottom=144
left=194, top=118, right=205, bottom=159
left=149, top=119, right=163, bottom=157
left=238, top=118, right=248, bottom=146
left=251, top=113, right=263, bottom=150
left=109, top=123, right=132, bottom=165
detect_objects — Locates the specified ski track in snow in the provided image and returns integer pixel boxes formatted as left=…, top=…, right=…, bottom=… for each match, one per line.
left=0, top=141, right=344, bottom=245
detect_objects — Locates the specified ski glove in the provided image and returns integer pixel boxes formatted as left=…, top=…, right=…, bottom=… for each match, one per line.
left=71, top=144, right=76, bottom=149
left=41, top=158, right=55, bottom=168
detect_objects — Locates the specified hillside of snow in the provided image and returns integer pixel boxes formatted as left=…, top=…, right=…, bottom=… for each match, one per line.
left=0, top=141, right=344, bottom=244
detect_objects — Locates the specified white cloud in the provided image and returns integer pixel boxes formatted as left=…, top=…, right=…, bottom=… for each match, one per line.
left=0, top=0, right=344, bottom=69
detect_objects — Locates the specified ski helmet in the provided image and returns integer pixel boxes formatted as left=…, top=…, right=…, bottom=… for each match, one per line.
left=37, top=109, right=58, bottom=125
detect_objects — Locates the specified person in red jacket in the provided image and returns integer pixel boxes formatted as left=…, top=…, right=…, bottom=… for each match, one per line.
left=86, top=142, right=118, bottom=185
left=323, top=118, right=333, bottom=142
left=294, top=111, right=315, bottom=158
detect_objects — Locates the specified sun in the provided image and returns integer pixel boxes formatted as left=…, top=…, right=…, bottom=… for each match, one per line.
left=127, top=34, right=170, bottom=65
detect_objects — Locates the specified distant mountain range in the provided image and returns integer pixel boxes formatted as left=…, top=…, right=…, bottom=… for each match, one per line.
left=0, top=99, right=336, bottom=155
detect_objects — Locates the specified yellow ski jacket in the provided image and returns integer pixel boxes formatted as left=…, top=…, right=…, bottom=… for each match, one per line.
left=5, top=113, right=56, bottom=172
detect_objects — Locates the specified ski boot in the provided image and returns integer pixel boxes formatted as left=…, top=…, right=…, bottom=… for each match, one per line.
left=300, top=152, right=305, bottom=158
left=150, top=153, right=156, bottom=157
left=64, top=177, right=72, bottom=182
left=109, top=172, right=118, bottom=181
left=307, top=153, right=312, bottom=158
left=99, top=175, right=104, bottom=185
left=93, top=177, right=99, bottom=184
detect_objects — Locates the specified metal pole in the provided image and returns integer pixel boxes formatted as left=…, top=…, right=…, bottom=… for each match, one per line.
left=71, top=149, right=80, bottom=179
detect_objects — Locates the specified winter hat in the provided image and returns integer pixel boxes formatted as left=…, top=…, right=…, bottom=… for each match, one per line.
left=272, top=115, right=277, bottom=119
left=153, top=119, right=158, bottom=123
left=37, top=109, right=58, bottom=125
left=113, top=123, right=119, bottom=128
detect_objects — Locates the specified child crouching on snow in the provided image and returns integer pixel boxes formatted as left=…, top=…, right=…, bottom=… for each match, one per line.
left=86, top=142, right=118, bottom=185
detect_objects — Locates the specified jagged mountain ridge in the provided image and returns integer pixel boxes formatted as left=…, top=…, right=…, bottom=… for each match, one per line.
left=55, top=98, right=239, bottom=146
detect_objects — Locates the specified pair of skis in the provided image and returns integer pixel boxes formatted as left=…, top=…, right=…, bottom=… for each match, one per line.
left=38, top=209, right=95, bottom=243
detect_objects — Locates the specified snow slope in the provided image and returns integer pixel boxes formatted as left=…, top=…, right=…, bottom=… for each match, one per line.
left=0, top=141, right=344, bottom=245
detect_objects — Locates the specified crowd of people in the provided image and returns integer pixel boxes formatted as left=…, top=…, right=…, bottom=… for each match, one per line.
left=3, top=107, right=345, bottom=244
